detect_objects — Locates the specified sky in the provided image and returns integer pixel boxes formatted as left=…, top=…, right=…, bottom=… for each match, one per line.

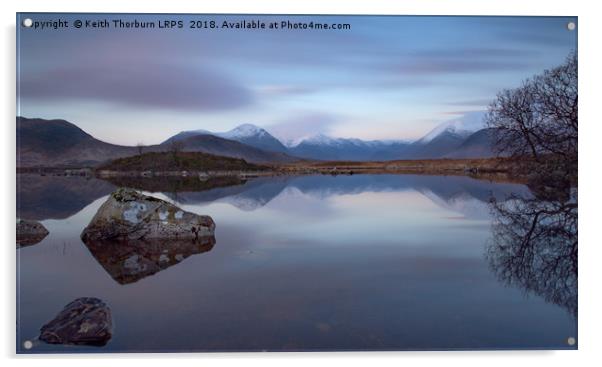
left=17, top=14, right=577, bottom=146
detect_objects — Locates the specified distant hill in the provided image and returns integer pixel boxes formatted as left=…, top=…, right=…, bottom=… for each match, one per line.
left=284, top=126, right=497, bottom=161
left=416, top=111, right=486, bottom=144
left=385, top=111, right=487, bottom=159
left=285, top=111, right=490, bottom=160
left=98, top=151, right=269, bottom=172
left=402, top=130, right=469, bottom=159
left=288, top=134, right=411, bottom=161
left=445, top=128, right=497, bottom=158
left=165, top=134, right=296, bottom=163
left=17, top=117, right=297, bottom=167
left=164, top=123, right=289, bottom=153
left=17, top=117, right=137, bottom=167
left=219, top=124, right=289, bottom=153
left=16, top=114, right=499, bottom=167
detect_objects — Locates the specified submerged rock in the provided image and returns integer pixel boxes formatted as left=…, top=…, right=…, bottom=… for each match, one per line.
left=84, top=236, right=215, bottom=284
left=81, top=188, right=215, bottom=241
left=17, top=218, right=49, bottom=247
left=39, top=297, right=113, bottom=346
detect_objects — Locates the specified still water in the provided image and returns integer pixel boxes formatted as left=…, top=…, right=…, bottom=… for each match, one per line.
left=16, top=174, right=577, bottom=352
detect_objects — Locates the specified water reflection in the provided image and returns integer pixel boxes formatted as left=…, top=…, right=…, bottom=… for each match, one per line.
left=17, top=173, right=534, bottom=220
left=106, top=174, right=532, bottom=214
left=82, top=236, right=216, bottom=284
left=16, top=174, right=577, bottom=351
left=487, top=190, right=577, bottom=317
left=104, top=175, right=245, bottom=202
left=17, top=174, right=115, bottom=220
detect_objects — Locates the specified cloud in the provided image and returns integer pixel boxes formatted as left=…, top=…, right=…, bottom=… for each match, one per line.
left=385, top=47, right=536, bottom=76
left=393, top=59, right=530, bottom=75
left=254, top=85, right=317, bottom=96
left=20, top=63, right=253, bottom=111
left=441, top=110, right=486, bottom=116
left=446, top=98, right=495, bottom=107
left=265, top=112, right=339, bottom=143
left=412, top=47, right=539, bottom=59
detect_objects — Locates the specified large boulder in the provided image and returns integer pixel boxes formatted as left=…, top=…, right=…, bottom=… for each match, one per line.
left=39, top=297, right=112, bottom=346
left=81, top=188, right=215, bottom=241
left=17, top=218, right=49, bottom=247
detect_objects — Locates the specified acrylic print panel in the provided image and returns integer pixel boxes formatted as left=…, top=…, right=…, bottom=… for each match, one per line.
left=16, top=13, right=577, bottom=353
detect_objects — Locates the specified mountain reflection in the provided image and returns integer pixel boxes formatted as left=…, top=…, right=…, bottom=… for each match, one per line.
left=17, top=173, right=533, bottom=219
left=486, top=190, right=577, bottom=317
left=82, top=236, right=216, bottom=284
left=17, top=174, right=116, bottom=220
left=108, top=174, right=530, bottom=215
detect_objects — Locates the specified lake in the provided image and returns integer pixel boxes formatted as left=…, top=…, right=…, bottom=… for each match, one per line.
left=16, top=173, right=577, bottom=352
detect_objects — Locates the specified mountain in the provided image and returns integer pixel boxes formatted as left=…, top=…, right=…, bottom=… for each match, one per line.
left=163, top=134, right=296, bottom=164
left=162, top=129, right=212, bottom=143
left=285, top=112, right=488, bottom=161
left=445, top=128, right=497, bottom=158
left=166, top=126, right=414, bottom=161
left=402, top=130, right=469, bottom=159
left=17, top=117, right=138, bottom=167
left=417, top=111, right=486, bottom=144
left=219, top=124, right=289, bottom=153
left=164, top=124, right=288, bottom=153
left=17, top=113, right=497, bottom=168
left=17, top=117, right=297, bottom=167
left=400, top=111, right=488, bottom=159
left=288, top=134, right=411, bottom=161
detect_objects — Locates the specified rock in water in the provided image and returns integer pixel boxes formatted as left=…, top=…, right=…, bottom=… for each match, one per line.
left=39, top=297, right=113, bottom=346
left=81, top=188, right=215, bottom=241
left=17, top=218, right=49, bottom=247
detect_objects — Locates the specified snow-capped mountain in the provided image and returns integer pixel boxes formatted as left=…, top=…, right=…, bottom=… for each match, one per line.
left=393, top=111, right=488, bottom=159
left=288, top=134, right=408, bottom=148
left=160, top=111, right=493, bottom=161
left=297, top=134, right=341, bottom=146
left=219, top=124, right=288, bottom=153
left=445, top=128, right=497, bottom=158
left=288, top=134, right=411, bottom=161
left=417, top=111, right=486, bottom=144
left=220, top=124, right=267, bottom=139
left=164, top=123, right=288, bottom=153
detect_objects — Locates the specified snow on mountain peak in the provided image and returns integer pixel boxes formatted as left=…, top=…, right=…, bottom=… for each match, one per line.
left=419, top=111, right=486, bottom=143
left=288, top=134, right=410, bottom=148
left=302, top=134, right=339, bottom=145
left=220, top=124, right=267, bottom=139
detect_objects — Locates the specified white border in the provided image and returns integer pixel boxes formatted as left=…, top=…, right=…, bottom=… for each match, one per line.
left=3, top=1, right=601, bottom=366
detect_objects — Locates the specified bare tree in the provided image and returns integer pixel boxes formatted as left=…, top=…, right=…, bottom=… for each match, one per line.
left=485, top=52, right=577, bottom=176
left=136, top=142, right=145, bottom=156
left=169, top=140, right=185, bottom=165
left=487, top=191, right=577, bottom=317
left=485, top=53, right=578, bottom=318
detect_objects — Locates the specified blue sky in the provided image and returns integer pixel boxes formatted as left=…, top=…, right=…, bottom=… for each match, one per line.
left=17, top=14, right=576, bottom=145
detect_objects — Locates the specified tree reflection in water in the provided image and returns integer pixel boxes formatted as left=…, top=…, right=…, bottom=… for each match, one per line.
left=486, top=189, right=577, bottom=317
